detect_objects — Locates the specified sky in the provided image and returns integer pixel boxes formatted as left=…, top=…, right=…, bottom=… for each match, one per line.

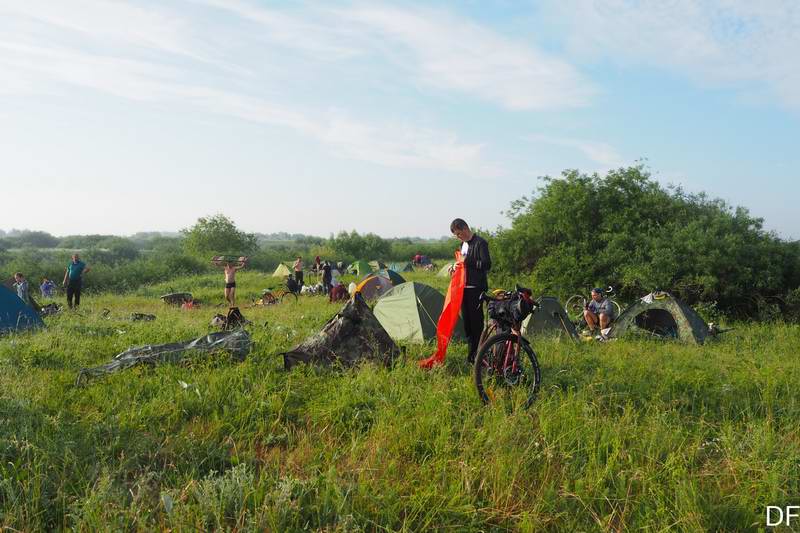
left=0, top=0, right=798, bottom=239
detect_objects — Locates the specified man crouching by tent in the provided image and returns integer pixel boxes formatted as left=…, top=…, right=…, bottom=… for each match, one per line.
left=450, top=218, right=491, bottom=364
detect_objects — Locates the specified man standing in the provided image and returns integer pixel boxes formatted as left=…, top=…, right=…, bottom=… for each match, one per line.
left=583, top=288, right=615, bottom=335
left=13, top=272, right=30, bottom=305
left=223, top=261, right=246, bottom=307
left=450, top=218, right=491, bottom=364
left=63, top=253, right=90, bottom=309
left=321, top=261, right=332, bottom=294
left=293, top=256, right=304, bottom=288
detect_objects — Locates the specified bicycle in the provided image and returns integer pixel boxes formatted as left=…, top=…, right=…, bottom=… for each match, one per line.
left=257, top=287, right=298, bottom=305
left=564, top=286, right=622, bottom=323
left=473, top=285, right=542, bottom=407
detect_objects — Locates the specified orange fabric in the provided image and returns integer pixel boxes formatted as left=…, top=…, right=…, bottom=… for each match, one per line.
left=419, top=251, right=465, bottom=369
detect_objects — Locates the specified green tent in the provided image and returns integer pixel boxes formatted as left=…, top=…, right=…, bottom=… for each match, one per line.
left=389, top=262, right=414, bottom=272
left=373, top=282, right=464, bottom=343
left=348, top=260, right=372, bottom=277
left=608, top=292, right=710, bottom=344
left=368, top=260, right=387, bottom=271
left=521, top=296, right=578, bottom=340
left=437, top=264, right=454, bottom=277
left=272, top=263, right=291, bottom=277
left=377, top=269, right=406, bottom=286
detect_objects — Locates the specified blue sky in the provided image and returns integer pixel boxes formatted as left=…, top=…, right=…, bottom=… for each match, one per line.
left=1, top=0, right=797, bottom=239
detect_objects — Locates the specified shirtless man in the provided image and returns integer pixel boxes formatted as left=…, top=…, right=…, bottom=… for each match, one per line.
left=223, top=260, right=246, bottom=306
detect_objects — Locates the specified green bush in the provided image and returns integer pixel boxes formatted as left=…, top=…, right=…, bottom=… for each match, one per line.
left=493, top=165, right=800, bottom=317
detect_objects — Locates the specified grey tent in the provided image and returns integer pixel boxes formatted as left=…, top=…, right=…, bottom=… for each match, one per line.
left=389, top=262, right=414, bottom=272
left=521, top=296, right=578, bottom=340
left=608, top=291, right=710, bottom=344
left=374, top=282, right=465, bottom=343
left=283, top=293, right=398, bottom=369
left=437, top=264, right=454, bottom=277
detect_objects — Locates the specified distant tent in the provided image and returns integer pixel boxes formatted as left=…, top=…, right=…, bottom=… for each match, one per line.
left=348, top=260, right=372, bottom=277
left=0, top=285, right=43, bottom=334
left=608, top=291, right=710, bottom=344
left=378, top=269, right=406, bottom=286
left=437, top=264, right=454, bottom=277
left=368, top=260, right=387, bottom=271
left=521, top=296, right=578, bottom=340
left=374, top=282, right=464, bottom=343
left=272, top=263, right=291, bottom=277
left=354, top=274, right=393, bottom=300
left=389, top=262, right=414, bottom=272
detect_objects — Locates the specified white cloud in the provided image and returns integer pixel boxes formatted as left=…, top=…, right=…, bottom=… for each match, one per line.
left=545, top=0, right=800, bottom=109
left=526, top=134, right=626, bottom=169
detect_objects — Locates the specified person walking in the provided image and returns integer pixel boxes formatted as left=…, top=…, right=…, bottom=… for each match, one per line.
left=63, top=253, right=90, bottom=309
left=450, top=218, right=491, bottom=364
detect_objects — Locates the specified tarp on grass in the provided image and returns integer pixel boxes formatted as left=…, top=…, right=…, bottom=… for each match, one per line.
left=76, top=329, right=252, bottom=385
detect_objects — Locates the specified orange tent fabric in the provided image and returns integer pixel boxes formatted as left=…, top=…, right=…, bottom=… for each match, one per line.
left=419, top=252, right=465, bottom=369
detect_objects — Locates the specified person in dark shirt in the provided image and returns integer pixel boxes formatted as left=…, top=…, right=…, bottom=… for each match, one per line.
left=450, top=218, right=491, bottom=364
left=321, top=261, right=333, bottom=294
left=62, top=253, right=91, bottom=309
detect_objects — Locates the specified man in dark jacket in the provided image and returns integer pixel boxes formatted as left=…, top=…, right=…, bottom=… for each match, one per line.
left=450, top=218, right=491, bottom=364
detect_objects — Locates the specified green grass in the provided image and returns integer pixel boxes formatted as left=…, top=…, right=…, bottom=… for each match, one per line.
left=2, top=271, right=799, bottom=531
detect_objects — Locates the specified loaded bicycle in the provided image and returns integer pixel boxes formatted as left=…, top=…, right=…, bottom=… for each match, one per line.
left=473, top=285, right=542, bottom=407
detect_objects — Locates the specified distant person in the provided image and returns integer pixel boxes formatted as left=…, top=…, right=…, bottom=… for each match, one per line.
left=63, top=253, right=90, bottom=309
left=223, top=260, right=246, bottom=307
left=312, top=255, right=322, bottom=274
left=321, top=261, right=333, bottom=294
left=293, top=256, right=304, bottom=287
left=583, top=288, right=615, bottom=335
left=13, top=272, right=30, bottom=305
left=413, top=253, right=422, bottom=266
left=40, top=277, right=56, bottom=299
left=286, top=274, right=300, bottom=294
left=329, top=282, right=348, bottom=303
left=450, top=218, right=491, bottom=365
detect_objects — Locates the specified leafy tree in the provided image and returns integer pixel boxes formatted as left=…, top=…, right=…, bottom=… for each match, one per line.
left=13, top=230, right=60, bottom=248
left=494, top=165, right=800, bottom=316
left=329, top=231, right=391, bottom=261
left=181, top=214, right=257, bottom=257
left=97, top=237, right=141, bottom=262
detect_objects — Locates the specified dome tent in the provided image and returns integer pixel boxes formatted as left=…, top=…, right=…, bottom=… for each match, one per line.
left=348, top=260, right=372, bottom=277
left=521, top=296, right=578, bottom=340
left=354, top=274, right=393, bottom=300
left=0, top=285, right=43, bottom=334
left=608, top=291, right=710, bottom=344
left=374, top=282, right=464, bottom=343
left=272, top=263, right=292, bottom=277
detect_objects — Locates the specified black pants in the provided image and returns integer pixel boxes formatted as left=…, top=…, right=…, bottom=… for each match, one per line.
left=295, top=271, right=304, bottom=287
left=461, top=288, right=484, bottom=362
left=322, top=278, right=332, bottom=294
left=67, top=279, right=82, bottom=308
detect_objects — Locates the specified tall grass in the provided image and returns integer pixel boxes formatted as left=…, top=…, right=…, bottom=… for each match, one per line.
left=1, top=271, right=798, bottom=531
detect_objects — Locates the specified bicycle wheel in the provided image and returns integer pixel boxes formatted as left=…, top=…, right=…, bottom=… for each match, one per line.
left=564, top=295, right=586, bottom=321
left=280, top=291, right=298, bottom=304
left=473, top=332, right=541, bottom=407
left=609, top=299, right=622, bottom=318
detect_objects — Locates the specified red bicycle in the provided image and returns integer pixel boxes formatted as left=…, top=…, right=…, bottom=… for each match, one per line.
left=473, top=285, right=542, bottom=407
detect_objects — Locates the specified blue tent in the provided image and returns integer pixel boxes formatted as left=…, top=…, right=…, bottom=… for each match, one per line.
left=0, top=285, right=43, bottom=334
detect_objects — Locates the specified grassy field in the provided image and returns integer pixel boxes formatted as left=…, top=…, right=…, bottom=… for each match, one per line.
left=2, top=271, right=799, bottom=531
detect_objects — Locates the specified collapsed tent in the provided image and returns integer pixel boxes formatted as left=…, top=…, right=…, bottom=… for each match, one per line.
left=348, top=260, right=372, bottom=277
left=437, top=264, right=454, bottom=277
left=282, top=293, right=398, bottom=369
left=76, top=329, right=252, bottom=384
left=521, top=296, right=578, bottom=340
left=608, top=291, right=710, bottom=344
left=374, top=281, right=464, bottom=343
left=389, top=262, right=414, bottom=272
left=272, top=263, right=292, bottom=277
left=354, top=274, right=393, bottom=300
left=0, top=285, right=43, bottom=334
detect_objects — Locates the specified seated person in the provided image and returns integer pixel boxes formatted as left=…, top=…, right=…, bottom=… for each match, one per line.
left=583, top=288, right=615, bottom=334
left=286, top=275, right=300, bottom=294
left=329, top=283, right=349, bottom=303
